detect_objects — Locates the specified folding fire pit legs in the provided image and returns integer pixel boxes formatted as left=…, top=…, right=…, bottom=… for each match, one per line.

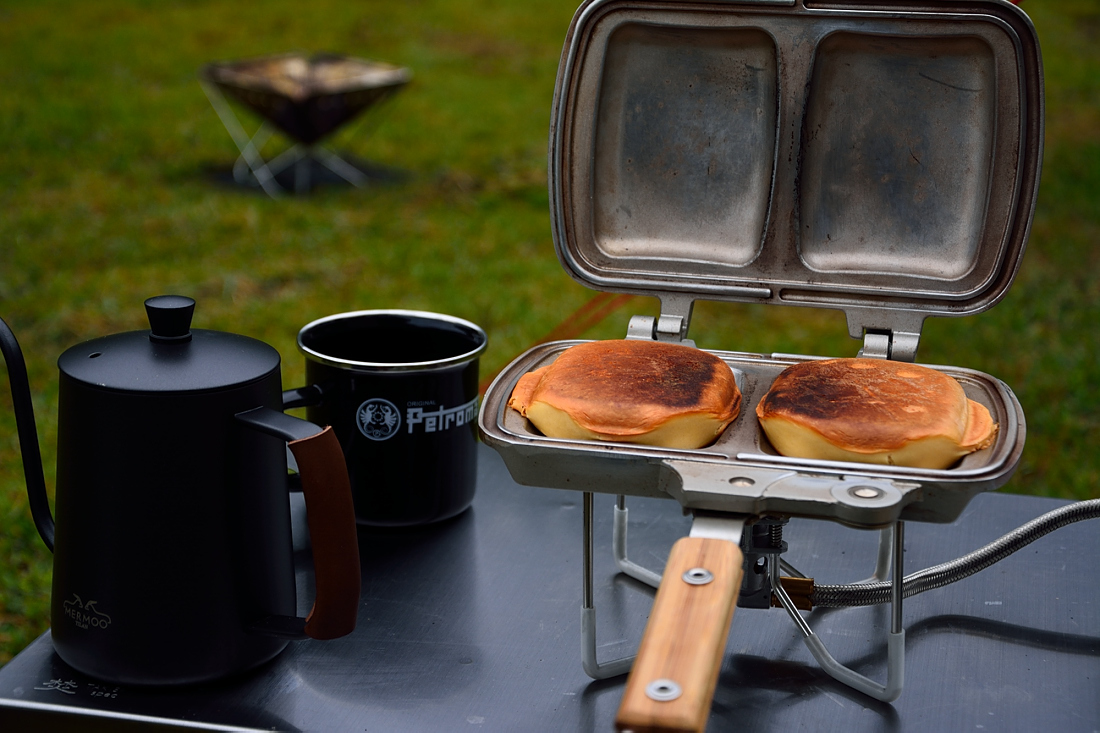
left=200, top=53, right=411, bottom=197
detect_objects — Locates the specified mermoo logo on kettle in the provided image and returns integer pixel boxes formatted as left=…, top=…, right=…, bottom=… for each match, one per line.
left=63, top=594, right=112, bottom=631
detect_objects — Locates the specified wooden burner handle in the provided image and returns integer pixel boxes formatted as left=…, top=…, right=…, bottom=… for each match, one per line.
left=615, top=536, right=744, bottom=733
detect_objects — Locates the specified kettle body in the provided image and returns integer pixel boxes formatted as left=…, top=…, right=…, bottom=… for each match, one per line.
left=51, top=368, right=295, bottom=684
left=1, top=297, right=361, bottom=685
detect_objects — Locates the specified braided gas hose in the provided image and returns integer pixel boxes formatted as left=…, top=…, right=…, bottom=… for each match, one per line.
left=811, top=498, right=1100, bottom=608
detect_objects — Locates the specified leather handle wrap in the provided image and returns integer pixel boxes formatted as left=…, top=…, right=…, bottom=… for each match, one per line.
left=288, top=426, right=361, bottom=640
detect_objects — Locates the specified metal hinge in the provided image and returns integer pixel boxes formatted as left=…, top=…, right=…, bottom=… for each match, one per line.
left=858, top=329, right=921, bottom=362
left=846, top=310, right=924, bottom=362
left=625, top=294, right=696, bottom=345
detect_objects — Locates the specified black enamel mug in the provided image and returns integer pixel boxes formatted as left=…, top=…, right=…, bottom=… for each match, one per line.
left=288, top=310, right=487, bottom=526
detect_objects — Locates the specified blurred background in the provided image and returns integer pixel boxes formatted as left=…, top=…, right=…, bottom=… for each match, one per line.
left=1, top=0, right=1097, bottom=666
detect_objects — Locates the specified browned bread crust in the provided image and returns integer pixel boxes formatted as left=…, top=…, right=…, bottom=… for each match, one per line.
left=755, top=358, right=997, bottom=468
left=508, top=340, right=742, bottom=448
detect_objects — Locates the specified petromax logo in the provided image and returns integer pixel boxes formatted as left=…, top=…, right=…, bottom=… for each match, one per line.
left=406, top=397, right=478, bottom=435
left=358, top=397, right=479, bottom=440
left=357, top=398, right=402, bottom=441
left=62, top=594, right=112, bottom=630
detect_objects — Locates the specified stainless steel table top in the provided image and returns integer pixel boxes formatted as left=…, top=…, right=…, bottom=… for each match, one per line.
left=0, top=444, right=1097, bottom=731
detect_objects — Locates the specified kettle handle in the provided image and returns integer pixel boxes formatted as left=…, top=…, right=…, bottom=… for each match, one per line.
left=0, top=316, right=55, bottom=552
left=235, top=407, right=361, bottom=640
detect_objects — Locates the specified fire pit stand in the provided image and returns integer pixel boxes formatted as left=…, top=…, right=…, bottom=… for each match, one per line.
left=199, top=53, right=411, bottom=197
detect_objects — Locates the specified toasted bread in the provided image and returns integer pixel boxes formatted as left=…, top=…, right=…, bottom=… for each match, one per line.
left=509, top=340, right=742, bottom=449
left=756, top=358, right=997, bottom=469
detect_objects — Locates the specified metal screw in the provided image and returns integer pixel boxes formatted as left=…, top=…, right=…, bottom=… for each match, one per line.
left=645, top=678, right=683, bottom=702
left=849, top=485, right=884, bottom=500
left=682, top=567, right=714, bottom=585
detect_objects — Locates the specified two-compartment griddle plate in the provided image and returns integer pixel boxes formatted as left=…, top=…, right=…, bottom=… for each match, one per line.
left=480, top=343, right=1025, bottom=528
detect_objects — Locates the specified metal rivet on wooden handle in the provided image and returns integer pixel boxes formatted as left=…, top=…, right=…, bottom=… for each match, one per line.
left=615, top=536, right=744, bottom=733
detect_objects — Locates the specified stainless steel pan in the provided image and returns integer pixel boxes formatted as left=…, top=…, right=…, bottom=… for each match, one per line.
left=481, top=342, right=1025, bottom=528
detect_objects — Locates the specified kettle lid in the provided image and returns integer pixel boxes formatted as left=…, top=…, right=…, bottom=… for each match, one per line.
left=57, top=296, right=281, bottom=393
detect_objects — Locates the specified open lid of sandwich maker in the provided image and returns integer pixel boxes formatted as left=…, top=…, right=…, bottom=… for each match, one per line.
left=548, top=0, right=1043, bottom=360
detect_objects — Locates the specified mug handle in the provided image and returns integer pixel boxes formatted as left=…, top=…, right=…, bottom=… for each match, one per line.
left=282, top=386, right=324, bottom=493
left=282, top=385, right=323, bottom=410
left=235, top=407, right=361, bottom=641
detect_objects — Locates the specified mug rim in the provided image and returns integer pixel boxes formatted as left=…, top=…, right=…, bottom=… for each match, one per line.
left=297, top=309, right=488, bottom=372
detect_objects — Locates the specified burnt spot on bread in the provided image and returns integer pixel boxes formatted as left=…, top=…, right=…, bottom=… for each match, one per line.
left=604, top=349, right=722, bottom=409
left=518, top=339, right=742, bottom=434
left=756, top=357, right=974, bottom=452
left=759, top=371, right=865, bottom=422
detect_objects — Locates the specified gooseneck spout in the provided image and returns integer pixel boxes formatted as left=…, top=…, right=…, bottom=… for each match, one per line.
left=0, top=316, right=55, bottom=552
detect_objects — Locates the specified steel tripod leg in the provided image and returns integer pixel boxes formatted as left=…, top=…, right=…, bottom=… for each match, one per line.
left=295, top=149, right=312, bottom=194
left=232, top=123, right=274, bottom=184
left=314, top=146, right=369, bottom=186
left=581, top=492, right=634, bottom=679
left=199, top=79, right=284, bottom=198
left=264, top=145, right=304, bottom=177
left=772, top=521, right=906, bottom=702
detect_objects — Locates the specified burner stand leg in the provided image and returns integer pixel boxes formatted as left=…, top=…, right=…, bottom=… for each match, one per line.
left=581, top=491, right=634, bottom=679
left=593, top=496, right=907, bottom=700
left=613, top=495, right=662, bottom=589
left=772, top=520, right=906, bottom=702
left=858, top=525, right=894, bottom=583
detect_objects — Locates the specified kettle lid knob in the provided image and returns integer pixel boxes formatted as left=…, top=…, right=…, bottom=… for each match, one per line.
left=145, top=295, right=196, bottom=344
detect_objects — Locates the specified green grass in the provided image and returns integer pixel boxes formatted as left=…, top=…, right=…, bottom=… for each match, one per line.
left=2, top=0, right=1098, bottom=666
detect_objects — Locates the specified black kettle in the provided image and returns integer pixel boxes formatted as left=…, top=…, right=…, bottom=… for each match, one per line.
left=0, top=296, right=361, bottom=685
